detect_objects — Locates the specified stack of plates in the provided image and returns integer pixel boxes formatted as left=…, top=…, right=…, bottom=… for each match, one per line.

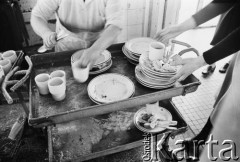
left=71, top=50, right=112, bottom=75
left=122, top=37, right=157, bottom=65
left=135, top=53, right=177, bottom=89
left=88, top=73, right=135, bottom=104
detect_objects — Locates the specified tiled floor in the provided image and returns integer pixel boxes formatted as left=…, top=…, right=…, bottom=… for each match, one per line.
left=171, top=27, right=231, bottom=135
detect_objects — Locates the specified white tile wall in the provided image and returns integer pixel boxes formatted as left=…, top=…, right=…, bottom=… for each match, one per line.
left=127, top=0, right=146, bottom=9
left=117, top=0, right=148, bottom=43
left=127, top=9, right=145, bottom=26
left=127, top=25, right=143, bottom=40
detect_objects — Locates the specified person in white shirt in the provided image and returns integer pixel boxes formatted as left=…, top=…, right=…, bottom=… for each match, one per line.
left=31, top=0, right=123, bottom=68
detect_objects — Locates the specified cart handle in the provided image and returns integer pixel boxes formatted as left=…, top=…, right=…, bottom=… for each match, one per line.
left=1, top=56, right=33, bottom=104
left=170, top=40, right=199, bottom=57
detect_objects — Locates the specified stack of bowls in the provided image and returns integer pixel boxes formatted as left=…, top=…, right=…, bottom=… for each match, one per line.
left=135, top=53, right=177, bottom=89
left=71, top=50, right=112, bottom=75
left=122, top=37, right=157, bottom=65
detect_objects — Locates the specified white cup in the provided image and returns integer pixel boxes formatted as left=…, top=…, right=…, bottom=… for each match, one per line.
left=0, top=59, right=12, bottom=74
left=50, top=70, right=66, bottom=84
left=35, top=73, right=50, bottom=95
left=0, top=66, right=4, bottom=84
left=2, top=50, right=17, bottom=64
left=149, top=42, right=165, bottom=61
left=72, top=62, right=90, bottom=83
left=48, top=77, right=66, bottom=101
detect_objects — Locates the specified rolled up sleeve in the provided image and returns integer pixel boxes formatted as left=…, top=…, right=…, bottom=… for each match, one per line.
left=31, top=0, right=60, bottom=20
left=105, top=0, right=123, bottom=29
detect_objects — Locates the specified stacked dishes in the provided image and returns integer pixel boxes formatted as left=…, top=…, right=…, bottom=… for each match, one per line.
left=135, top=53, right=177, bottom=89
left=71, top=50, right=112, bottom=75
left=122, top=37, right=157, bottom=65
left=88, top=73, right=135, bottom=104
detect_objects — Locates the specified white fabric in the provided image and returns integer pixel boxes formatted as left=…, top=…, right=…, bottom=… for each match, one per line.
left=200, top=53, right=240, bottom=162
left=32, top=0, right=123, bottom=32
left=32, top=0, right=123, bottom=51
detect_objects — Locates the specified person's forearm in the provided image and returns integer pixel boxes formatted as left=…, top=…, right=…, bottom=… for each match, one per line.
left=203, top=27, right=240, bottom=64
left=192, top=2, right=234, bottom=26
left=31, top=15, right=54, bottom=38
left=177, top=17, right=198, bottom=33
left=88, top=25, right=122, bottom=53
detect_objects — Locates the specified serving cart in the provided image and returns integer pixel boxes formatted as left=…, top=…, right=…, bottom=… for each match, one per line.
left=29, top=43, right=200, bottom=162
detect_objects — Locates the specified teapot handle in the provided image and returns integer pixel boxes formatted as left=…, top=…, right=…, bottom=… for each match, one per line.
left=170, top=40, right=191, bottom=48
left=170, top=39, right=199, bottom=57
left=178, top=47, right=199, bottom=56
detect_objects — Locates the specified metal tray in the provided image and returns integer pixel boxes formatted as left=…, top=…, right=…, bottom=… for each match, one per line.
left=29, top=44, right=200, bottom=127
left=47, top=100, right=188, bottom=162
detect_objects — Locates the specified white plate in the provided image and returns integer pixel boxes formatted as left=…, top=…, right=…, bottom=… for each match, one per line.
left=140, top=63, right=176, bottom=76
left=134, top=106, right=173, bottom=133
left=125, top=37, right=157, bottom=56
left=122, top=47, right=138, bottom=65
left=127, top=58, right=138, bottom=65
left=141, top=69, right=175, bottom=80
left=89, top=85, right=135, bottom=105
left=71, top=50, right=111, bottom=66
left=89, top=60, right=112, bottom=75
left=135, top=71, right=175, bottom=89
left=140, top=64, right=176, bottom=77
left=124, top=45, right=141, bottom=57
left=139, top=53, right=177, bottom=75
left=88, top=93, right=102, bottom=104
left=135, top=66, right=175, bottom=86
left=141, top=68, right=173, bottom=81
left=136, top=75, right=175, bottom=88
left=88, top=73, right=135, bottom=103
left=122, top=46, right=139, bottom=62
left=136, top=76, right=175, bottom=89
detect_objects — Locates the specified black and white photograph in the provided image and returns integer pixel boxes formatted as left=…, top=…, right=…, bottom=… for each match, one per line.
left=0, top=0, right=240, bottom=161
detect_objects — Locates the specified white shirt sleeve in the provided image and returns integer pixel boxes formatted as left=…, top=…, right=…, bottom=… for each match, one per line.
left=31, top=0, right=60, bottom=20
left=105, top=0, right=123, bottom=29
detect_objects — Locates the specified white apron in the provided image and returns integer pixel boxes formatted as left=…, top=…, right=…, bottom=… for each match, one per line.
left=54, top=16, right=102, bottom=52
left=200, top=52, right=240, bottom=162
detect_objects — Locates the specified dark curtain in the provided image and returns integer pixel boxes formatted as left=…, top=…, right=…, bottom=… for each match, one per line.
left=0, top=0, right=29, bottom=51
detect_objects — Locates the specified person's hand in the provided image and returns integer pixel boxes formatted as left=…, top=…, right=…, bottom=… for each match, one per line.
left=42, top=32, right=57, bottom=49
left=154, top=25, right=183, bottom=45
left=76, top=48, right=101, bottom=68
left=170, top=55, right=207, bottom=82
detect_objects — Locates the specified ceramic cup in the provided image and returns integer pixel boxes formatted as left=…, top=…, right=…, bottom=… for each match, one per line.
left=0, top=66, right=4, bottom=84
left=149, top=42, right=165, bottom=61
left=50, top=70, right=66, bottom=84
left=72, top=62, right=90, bottom=83
left=2, top=50, right=17, bottom=64
left=35, top=73, right=50, bottom=95
left=48, top=77, right=66, bottom=101
left=0, top=59, right=12, bottom=74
